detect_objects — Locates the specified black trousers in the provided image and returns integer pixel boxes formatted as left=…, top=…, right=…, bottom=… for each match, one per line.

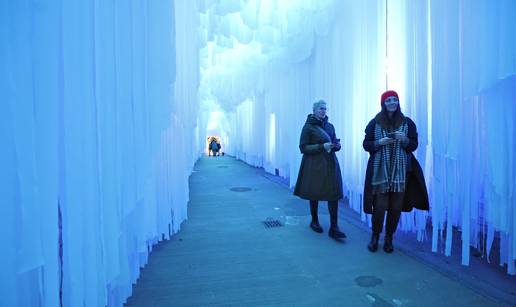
left=309, top=200, right=339, bottom=229
left=372, top=192, right=405, bottom=236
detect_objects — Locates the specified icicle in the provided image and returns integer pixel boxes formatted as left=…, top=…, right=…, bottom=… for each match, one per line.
left=461, top=199, right=470, bottom=265
left=486, top=224, right=495, bottom=263
left=445, top=201, right=453, bottom=256
left=416, top=211, right=427, bottom=242
left=500, top=232, right=507, bottom=268
left=432, top=226, right=439, bottom=253
left=445, top=157, right=458, bottom=257
left=508, top=233, right=515, bottom=275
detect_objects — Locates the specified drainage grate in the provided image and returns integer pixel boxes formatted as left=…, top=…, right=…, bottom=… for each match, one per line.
left=354, top=276, right=383, bottom=288
left=230, top=187, right=252, bottom=192
left=262, top=219, right=283, bottom=228
left=217, top=165, right=228, bottom=168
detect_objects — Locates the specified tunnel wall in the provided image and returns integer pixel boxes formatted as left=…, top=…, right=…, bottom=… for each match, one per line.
left=0, top=0, right=200, bottom=306
left=227, top=0, right=516, bottom=274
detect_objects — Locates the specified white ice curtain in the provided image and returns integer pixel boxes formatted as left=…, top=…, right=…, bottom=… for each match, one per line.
left=202, top=0, right=516, bottom=274
left=223, top=0, right=387, bottom=219
left=426, top=0, right=516, bottom=273
left=1, top=1, right=199, bottom=306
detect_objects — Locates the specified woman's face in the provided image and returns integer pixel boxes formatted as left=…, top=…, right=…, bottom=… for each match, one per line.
left=384, top=96, right=399, bottom=113
left=314, top=104, right=327, bottom=119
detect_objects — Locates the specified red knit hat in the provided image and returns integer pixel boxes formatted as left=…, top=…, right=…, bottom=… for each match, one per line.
left=381, top=90, right=399, bottom=106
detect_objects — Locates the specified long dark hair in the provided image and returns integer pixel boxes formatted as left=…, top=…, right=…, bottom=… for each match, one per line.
left=375, top=104, right=405, bottom=131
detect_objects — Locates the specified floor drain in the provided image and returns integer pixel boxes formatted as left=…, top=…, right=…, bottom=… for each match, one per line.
left=262, top=219, right=283, bottom=228
left=218, top=166, right=228, bottom=168
left=355, top=276, right=383, bottom=287
left=230, top=187, right=252, bottom=192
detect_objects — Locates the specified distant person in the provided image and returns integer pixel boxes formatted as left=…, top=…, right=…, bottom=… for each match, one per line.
left=210, top=139, right=219, bottom=157
left=362, top=90, right=429, bottom=253
left=294, top=100, right=346, bottom=240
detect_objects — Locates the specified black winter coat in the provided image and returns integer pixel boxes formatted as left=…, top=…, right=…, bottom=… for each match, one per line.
left=362, top=117, right=429, bottom=213
left=294, top=115, right=343, bottom=201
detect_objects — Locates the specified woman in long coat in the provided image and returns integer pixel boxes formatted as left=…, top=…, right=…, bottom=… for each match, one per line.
left=363, top=90, right=429, bottom=253
left=294, top=100, right=346, bottom=240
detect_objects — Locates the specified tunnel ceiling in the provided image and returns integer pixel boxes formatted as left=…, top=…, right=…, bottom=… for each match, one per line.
left=198, top=0, right=340, bottom=111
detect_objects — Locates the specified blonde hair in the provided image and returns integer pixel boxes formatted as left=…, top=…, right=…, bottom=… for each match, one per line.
left=312, top=99, right=327, bottom=112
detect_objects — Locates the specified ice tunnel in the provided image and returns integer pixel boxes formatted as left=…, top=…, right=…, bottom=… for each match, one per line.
left=2, top=0, right=516, bottom=306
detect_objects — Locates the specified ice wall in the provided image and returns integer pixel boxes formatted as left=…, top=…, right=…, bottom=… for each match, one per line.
left=0, top=0, right=200, bottom=306
left=428, top=0, right=516, bottom=272
left=199, top=0, right=516, bottom=274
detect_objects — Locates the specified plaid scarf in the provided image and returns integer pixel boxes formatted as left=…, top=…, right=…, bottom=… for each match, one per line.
left=371, top=121, right=408, bottom=194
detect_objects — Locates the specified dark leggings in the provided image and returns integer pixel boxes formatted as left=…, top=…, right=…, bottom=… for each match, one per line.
left=372, top=192, right=405, bottom=236
left=310, top=200, right=339, bottom=228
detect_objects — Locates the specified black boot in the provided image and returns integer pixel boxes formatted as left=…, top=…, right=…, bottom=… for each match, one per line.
left=368, top=233, right=380, bottom=252
left=309, top=201, right=323, bottom=233
left=329, top=227, right=347, bottom=239
left=328, top=201, right=346, bottom=239
left=310, top=221, right=323, bottom=233
left=383, top=235, right=394, bottom=253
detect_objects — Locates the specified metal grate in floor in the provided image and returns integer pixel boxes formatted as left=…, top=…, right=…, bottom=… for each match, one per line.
left=354, top=276, right=383, bottom=288
left=262, top=219, right=283, bottom=228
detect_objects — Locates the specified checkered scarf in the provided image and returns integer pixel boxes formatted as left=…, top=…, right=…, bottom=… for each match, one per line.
left=371, top=121, right=408, bottom=194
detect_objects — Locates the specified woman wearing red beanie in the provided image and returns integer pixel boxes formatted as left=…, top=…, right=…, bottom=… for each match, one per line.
left=362, top=91, right=429, bottom=253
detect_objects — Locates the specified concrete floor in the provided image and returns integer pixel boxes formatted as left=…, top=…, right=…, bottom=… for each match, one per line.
left=125, top=156, right=503, bottom=307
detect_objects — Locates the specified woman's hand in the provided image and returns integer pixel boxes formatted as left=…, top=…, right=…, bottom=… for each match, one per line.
left=377, top=137, right=395, bottom=146
left=323, top=142, right=334, bottom=152
left=333, top=141, right=341, bottom=150
left=390, top=132, right=409, bottom=145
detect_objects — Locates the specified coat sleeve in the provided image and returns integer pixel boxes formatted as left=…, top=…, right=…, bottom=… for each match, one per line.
left=299, top=125, right=323, bottom=155
left=404, top=118, right=418, bottom=153
left=362, top=119, right=378, bottom=154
